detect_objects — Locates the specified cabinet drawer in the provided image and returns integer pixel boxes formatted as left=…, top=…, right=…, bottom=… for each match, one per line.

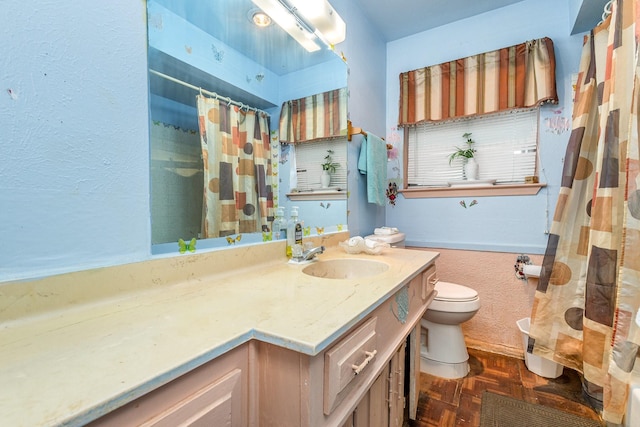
left=324, top=317, right=377, bottom=414
left=421, top=263, right=438, bottom=301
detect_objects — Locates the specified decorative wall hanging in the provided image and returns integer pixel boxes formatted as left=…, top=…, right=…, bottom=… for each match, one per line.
left=386, top=182, right=398, bottom=206
left=544, top=108, right=571, bottom=134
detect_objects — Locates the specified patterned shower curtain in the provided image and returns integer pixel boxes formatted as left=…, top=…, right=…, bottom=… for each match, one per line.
left=529, top=0, right=640, bottom=423
left=196, top=95, right=273, bottom=238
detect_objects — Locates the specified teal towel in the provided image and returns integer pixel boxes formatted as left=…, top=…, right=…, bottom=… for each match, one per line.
left=365, top=133, right=387, bottom=206
left=358, top=137, right=367, bottom=175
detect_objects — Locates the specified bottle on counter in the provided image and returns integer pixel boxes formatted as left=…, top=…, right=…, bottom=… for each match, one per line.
left=286, top=206, right=302, bottom=258
left=272, top=207, right=286, bottom=240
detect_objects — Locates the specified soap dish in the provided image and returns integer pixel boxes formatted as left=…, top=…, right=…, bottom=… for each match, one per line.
left=339, top=239, right=390, bottom=255
left=363, top=240, right=390, bottom=255
left=339, top=240, right=364, bottom=254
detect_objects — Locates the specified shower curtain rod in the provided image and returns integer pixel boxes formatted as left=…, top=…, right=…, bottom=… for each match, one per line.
left=149, top=69, right=270, bottom=116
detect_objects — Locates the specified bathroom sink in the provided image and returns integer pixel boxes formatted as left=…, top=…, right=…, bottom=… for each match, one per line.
left=302, top=259, right=389, bottom=279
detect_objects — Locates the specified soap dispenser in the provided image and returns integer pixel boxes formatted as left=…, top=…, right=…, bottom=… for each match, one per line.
left=286, top=206, right=302, bottom=258
left=273, top=207, right=286, bottom=240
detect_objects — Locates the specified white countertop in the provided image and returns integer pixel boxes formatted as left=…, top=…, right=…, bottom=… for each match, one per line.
left=0, top=240, right=438, bottom=427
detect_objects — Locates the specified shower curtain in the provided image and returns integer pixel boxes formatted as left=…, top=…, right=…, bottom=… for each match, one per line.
left=529, top=0, right=640, bottom=423
left=196, top=95, right=273, bottom=238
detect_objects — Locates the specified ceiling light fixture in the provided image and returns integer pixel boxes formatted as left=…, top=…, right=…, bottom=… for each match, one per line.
left=250, top=10, right=272, bottom=27
left=251, top=0, right=321, bottom=52
left=287, top=0, right=345, bottom=45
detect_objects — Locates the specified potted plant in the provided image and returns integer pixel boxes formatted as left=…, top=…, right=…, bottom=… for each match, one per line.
left=449, top=132, right=478, bottom=180
left=321, top=150, right=340, bottom=187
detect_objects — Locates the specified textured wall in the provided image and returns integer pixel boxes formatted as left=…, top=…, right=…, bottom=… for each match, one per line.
left=0, top=0, right=384, bottom=283
left=331, top=0, right=388, bottom=238
left=0, top=1, right=150, bottom=281
left=414, top=247, right=543, bottom=358
left=384, top=0, right=585, bottom=254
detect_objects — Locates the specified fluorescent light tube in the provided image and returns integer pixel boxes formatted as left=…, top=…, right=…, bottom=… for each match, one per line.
left=288, top=0, right=346, bottom=45
left=251, top=0, right=321, bottom=52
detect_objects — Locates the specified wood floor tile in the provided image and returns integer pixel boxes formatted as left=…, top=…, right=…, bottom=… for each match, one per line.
left=409, top=348, right=603, bottom=427
left=418, top=375, right=462, bottom=406
left=453, top=393, right=481, bottom=427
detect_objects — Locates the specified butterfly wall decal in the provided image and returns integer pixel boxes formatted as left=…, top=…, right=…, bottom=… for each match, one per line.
left=211, top=44, right=224, bottom=62
left=178, top=238, right=196, bottom=254
left=226, top=234, right=242, bottom=245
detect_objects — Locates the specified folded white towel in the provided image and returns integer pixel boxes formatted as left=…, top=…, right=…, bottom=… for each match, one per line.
left=374, top=227, right=398, bottom=235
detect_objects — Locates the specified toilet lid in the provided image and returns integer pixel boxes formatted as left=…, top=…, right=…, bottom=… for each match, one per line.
left=364, top=233, right=405, bottom=244
left=434, top=281, right=478, bottom=302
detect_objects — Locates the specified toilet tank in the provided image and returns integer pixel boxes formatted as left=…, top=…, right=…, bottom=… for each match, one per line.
left=365, top=232, right=406, bottom=248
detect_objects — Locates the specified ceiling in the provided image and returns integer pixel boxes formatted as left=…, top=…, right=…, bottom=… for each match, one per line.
left=350, top=0, right=528, bottom=41
left=349, top=0, right=609, bottom=41
left=149, top=0, right=608, bottom=110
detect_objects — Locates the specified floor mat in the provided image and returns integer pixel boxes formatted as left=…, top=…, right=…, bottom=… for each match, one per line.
left=480, top=391, right=602, bottom=427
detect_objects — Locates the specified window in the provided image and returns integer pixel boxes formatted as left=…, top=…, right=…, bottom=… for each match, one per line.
left=406, top=109, right=539, bottom=187
left=292, top=139, right=347, bottom=191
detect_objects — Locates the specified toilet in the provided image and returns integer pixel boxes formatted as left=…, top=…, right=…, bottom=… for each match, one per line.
left=420, top=281, right=480, bottom=379
left=365, top=227, right=406, bottom=248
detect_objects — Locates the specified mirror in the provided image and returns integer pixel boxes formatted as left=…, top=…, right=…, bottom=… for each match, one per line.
left=147, top=0, right=348, bottom=254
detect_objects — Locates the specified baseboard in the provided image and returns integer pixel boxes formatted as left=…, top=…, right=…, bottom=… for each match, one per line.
left=465, top=337, right=523, bottom=360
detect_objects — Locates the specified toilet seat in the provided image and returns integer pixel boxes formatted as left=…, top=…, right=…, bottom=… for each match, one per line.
left=429, top=281, right=480, bottom=312
left=434, top=281, right=478, bottom=302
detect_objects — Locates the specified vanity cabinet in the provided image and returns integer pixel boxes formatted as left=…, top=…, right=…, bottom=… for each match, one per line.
left=89, top=261, right=437, bottom=427
left=88, top=344, right=249, bottom=427
left=256, top=263, right=436, bottom=427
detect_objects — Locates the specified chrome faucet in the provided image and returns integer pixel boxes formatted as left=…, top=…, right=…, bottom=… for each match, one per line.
left=292, top=245, right=325, bottom=263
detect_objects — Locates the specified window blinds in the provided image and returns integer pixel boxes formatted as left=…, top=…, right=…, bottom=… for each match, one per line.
left=294, top=139, right=348, bottom=190
left=407, top=109, right=538, bottom=186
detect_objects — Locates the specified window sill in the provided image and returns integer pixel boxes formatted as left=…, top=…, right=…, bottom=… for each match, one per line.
left=400, top=183, right=546, bottom=198
left=287, top=190, right=347, bottom=201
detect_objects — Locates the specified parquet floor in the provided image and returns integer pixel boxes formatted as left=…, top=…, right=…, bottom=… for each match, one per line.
left=409, top=348, right=604, bottom=427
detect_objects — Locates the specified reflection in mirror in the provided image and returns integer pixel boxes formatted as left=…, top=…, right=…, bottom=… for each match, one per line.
left=147, top=0, right=348, bottom=254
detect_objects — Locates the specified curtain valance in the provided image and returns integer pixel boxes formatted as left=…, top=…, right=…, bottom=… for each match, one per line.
left=398, top=37, right=558, bottom=126
left=279, top=87, right=348, bottom=144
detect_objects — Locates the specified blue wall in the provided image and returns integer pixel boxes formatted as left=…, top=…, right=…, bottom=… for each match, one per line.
left=0, top=0, right=379, bottom=282
left=331, top=0, right=388, bottom=238
left=0, top=0, right=590, bottom=282
left=384, top=0, right=585, bottom=254
left=1, top=1, right=150, bottom=281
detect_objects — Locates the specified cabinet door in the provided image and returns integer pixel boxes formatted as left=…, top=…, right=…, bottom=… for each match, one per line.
left=141, top=369, right=242, bottom=427
left=89, top=345, right=247, bottom=427
left=408, top=324, right=420, bottom=420
left=353, top=367, right=389, bottom=427
left=389, top=342, right=406, bottom=427
left=340, top=413, right=355, bottom=427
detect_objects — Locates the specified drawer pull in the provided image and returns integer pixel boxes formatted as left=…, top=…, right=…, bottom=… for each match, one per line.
left=422, top=272, right=437, bottom=300
left=351, top=350, right=377, bottom=375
